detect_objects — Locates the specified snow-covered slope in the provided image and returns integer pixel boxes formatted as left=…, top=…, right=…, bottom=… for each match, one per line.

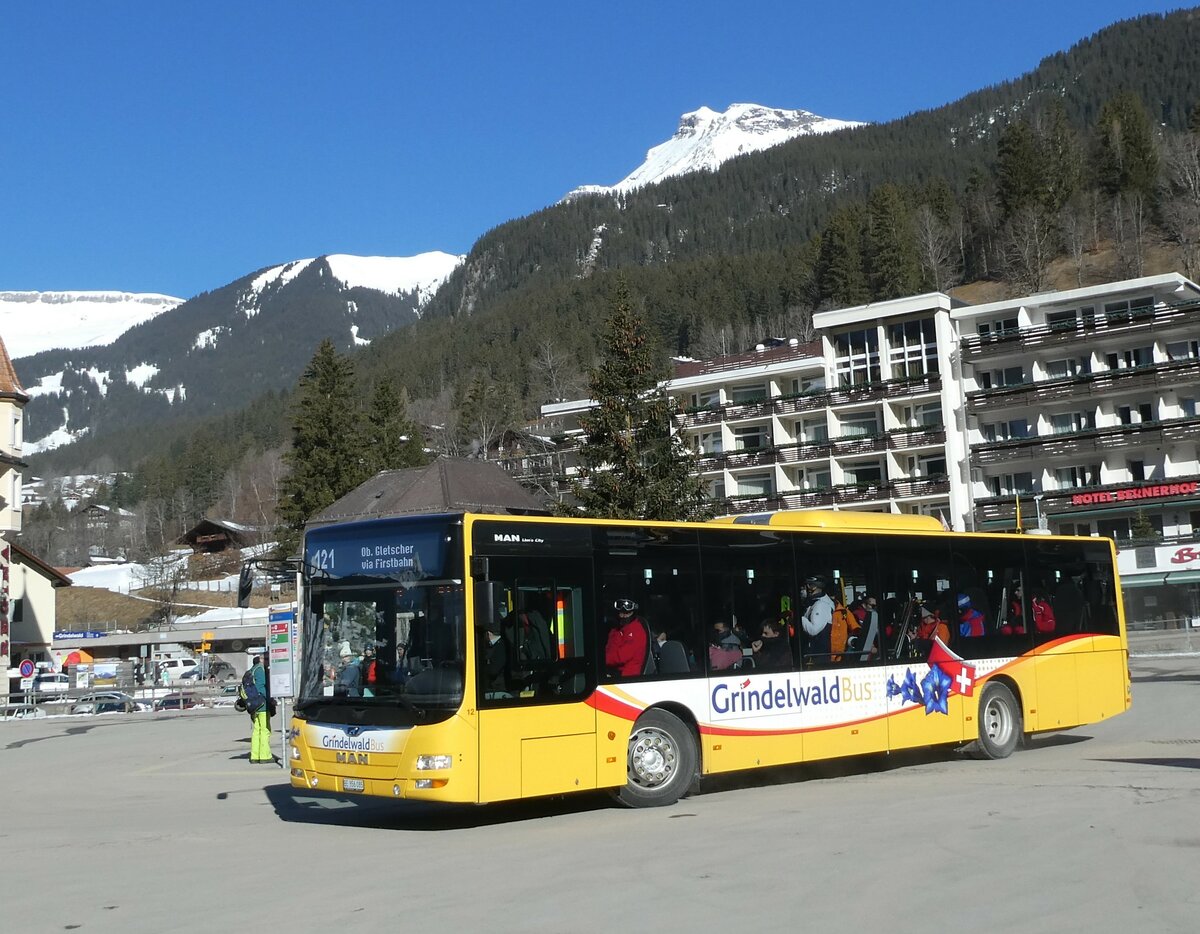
left=247, top=252, right=463, bottom=305
left=566, top=103, right=866, bottom=199
left=0, top=291, right=184, bottom=359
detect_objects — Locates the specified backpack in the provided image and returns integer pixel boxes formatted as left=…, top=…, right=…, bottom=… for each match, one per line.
left=239, top=668, right=264, bottom=712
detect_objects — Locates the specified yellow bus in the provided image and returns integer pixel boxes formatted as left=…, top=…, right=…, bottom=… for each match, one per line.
left=288, top=510, right=1129, bottom=807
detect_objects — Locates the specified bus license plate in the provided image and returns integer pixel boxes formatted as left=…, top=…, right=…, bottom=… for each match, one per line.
left=343, top=778, right=364, bottom=792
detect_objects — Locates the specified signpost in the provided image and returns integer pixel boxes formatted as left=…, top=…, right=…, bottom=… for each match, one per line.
left=268, top=603, right=297, bottom=765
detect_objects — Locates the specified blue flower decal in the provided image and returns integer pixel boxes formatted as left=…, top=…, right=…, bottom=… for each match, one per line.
left=900, top=669, right=922, bottom=705
left=921, top=664, right=952, bottom=716
left=886, top=674, right=902, bottom=698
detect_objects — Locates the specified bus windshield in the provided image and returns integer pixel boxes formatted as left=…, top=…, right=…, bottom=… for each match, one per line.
left=296, top=516, right=464, bottom=723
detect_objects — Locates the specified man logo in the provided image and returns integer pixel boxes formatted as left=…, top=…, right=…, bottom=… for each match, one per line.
left=336, top=752, right=369, bottom=765
left=493, top=533, right=521, bottom=542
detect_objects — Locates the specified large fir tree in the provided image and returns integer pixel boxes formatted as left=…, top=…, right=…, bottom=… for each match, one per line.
left=363, top=378, right=427, bottom=474
left=568, top=280, right=712, bottom=521
left=276, top=339, right=366, bottom=554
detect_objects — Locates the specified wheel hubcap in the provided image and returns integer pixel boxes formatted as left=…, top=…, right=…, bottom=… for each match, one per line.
left=629, top=727, right=677, bottom=788
left=984, top=698, right=1012, bottom=745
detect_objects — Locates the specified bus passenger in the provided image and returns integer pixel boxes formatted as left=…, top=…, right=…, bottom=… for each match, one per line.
left=913, top=605, right=950, bottom=654
left=751, top=619, right=792, bottom=669
left=1031, top=590, right=1057, bottom=634
left=480, top=618, right=509, bottom=695
left=957, top=594, right=986, bottom=638
left=605, top=598, right=649, bottom=677
left=801, top=575, right=835, bottom=660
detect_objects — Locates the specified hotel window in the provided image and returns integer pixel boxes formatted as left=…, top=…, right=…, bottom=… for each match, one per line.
left=1045, top=310, right=1079, bottom=331
left=1103, top=296, right=1153, bottom=323
left=736, top=472, right=774, bottom=497
left=1105, top=346, right=1153, bottom=369
left=791, top=375, right=826, bottom=395
left=695, top=431, right=722, bottom=455
left=839, top=412, right=880, bottom=439
left=979, top=365, right=1026, bottom=390
left=798, top=417, right=828, bottom=443
left=981, top=418, right=1030, bottom=442
left=977, top=316, right=1019, bottom=336
left=986, top=472, right=1035, bottom=496
left=916, top=454, right=947, bottom=478
left=1129, top=459, right=1146, bottom=482
left=692, top=390, right=720, bottom=409
left=1183, top=398, right=1197, bottom=417
left=709, top=480, right=726, bottom=500
left=1166, top=340, right=1199, bottom=361
left=1050, top=411, right=1094, bottom=434
left=1055, top=464, right=1100, bottom=488
left=1045, top=357, right=1089, bottom=379
left=887, top=318, right=939, bottom=379
left=833, top=328, right=881, bottom=387
left=729, top=383, right=767, bottom=404
left=843, top=462, right=885, bottom=486
left=733, top=425, right=770, bottom=451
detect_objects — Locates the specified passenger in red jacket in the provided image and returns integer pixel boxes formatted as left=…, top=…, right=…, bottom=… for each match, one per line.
left=605, top=598, right=649, bottom=677
left=957, top=593, right=986, bottom=638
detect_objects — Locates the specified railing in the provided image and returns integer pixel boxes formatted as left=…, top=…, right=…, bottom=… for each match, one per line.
left=960, top=299, right=1200, bottom=360
left=971, top=415, right=1200, bottom=465
left=967, top=359, right=1200, bottom=412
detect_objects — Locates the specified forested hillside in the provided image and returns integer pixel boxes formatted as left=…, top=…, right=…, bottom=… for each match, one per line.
left=21, top=8, right=1200, bottom=563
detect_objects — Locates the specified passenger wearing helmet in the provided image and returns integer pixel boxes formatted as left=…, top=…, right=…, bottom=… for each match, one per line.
left=800, top=575, right=835, bottom=660
left=605, top=598, right=649, bottom=677
left=957, top=593, right=986, bottom=637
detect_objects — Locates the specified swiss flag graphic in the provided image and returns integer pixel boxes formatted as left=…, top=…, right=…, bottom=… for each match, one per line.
left=928, top=636, right=977, bottom=697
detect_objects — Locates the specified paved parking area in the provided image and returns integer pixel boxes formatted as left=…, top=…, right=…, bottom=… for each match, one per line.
left=3, top=658, right=1200, bottom=933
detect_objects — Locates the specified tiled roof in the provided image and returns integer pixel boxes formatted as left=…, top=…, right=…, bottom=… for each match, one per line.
left=0, top=335, right=29, bottom=400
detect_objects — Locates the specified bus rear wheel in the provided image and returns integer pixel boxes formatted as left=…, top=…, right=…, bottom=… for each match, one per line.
left=973, top=681, right=1021, bottom=760
left=615, top=709, right=697, bottom=808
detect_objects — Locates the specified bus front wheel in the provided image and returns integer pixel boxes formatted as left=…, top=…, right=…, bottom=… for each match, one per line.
left=973, top=682, right=1021, bottom=760
left=615, top=709, right=697, bottom=808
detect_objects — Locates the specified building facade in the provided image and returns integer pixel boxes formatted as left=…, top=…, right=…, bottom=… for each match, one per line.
left=508, top=272, right=1200, bottom=631
left=1, top=335, right=30, bottom=676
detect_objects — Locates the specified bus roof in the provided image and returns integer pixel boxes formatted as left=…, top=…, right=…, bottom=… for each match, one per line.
left=709, top=510, right=945, bottom=532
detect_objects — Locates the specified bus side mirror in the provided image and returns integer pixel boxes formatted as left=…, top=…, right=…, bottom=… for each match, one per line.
left=470, top=556, right=489, bottom=581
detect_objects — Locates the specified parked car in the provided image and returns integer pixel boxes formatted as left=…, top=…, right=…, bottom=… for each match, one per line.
left=71, top=692, right=149, bottom=715
left=155, top=658, right=198, bottom=682
left=1, top=703, right=48, bottom=720
left=154, top=692, right=204, bottom=711
left=212, top=683, right=242, bottom=707
left=32, top=673, right=70, bottom=698
left=180, top=660, right=236, bottom=681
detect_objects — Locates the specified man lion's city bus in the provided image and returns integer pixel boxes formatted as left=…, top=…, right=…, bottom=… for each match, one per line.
left=288, top=510, right=1129, bottom=807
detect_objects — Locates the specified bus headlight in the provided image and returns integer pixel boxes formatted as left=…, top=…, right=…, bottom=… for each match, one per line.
left=415, top=754, right=452, bottom=770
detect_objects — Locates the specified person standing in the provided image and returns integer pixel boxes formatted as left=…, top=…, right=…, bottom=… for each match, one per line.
left=242, top=655, right=273, bottom=765
left=800, top=575, right=835, bottom=661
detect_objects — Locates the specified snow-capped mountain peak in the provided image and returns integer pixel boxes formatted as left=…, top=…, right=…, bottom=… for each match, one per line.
left=0, top=290, right=184, bottom=359
left=566, top=102, right=866, bottom=199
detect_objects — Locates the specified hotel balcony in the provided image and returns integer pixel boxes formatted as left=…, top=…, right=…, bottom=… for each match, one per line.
left=967, top=359, right=1200, bottom=415
left=959, top=299, right=1200, bottom=362
left=971, top=413, right=1200, bottom=467
left=973, top=471, right=1200, bottom=525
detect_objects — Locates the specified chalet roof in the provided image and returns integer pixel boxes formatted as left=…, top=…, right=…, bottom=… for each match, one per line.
left=308, top=456, right=551, bottom=528
left=9, top=540, right=73, bottom=587
left=177, top=518, right=263, bottom=546
left=0, top=335, right=29, bottom=401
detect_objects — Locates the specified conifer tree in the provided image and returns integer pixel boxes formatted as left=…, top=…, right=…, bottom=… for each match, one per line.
left=568, top=279, right=712, bottom=521
left=996, top=120, right=1044, bottom=220
left=1091, top=91, right=1159, bottom=198
left=276, top=339, right=365, bottom=554
left=815, top=206, right=870, bottom=307
left=866, top=184, right=921, bottom=300
left=363, top=378, right=427, bottom=474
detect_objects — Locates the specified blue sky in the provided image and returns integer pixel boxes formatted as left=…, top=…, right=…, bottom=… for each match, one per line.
left=1, top=1, right=1187, bottom=299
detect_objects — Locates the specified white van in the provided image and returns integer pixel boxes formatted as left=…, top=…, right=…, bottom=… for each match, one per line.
left=157, top=658, right=198, bottom=681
